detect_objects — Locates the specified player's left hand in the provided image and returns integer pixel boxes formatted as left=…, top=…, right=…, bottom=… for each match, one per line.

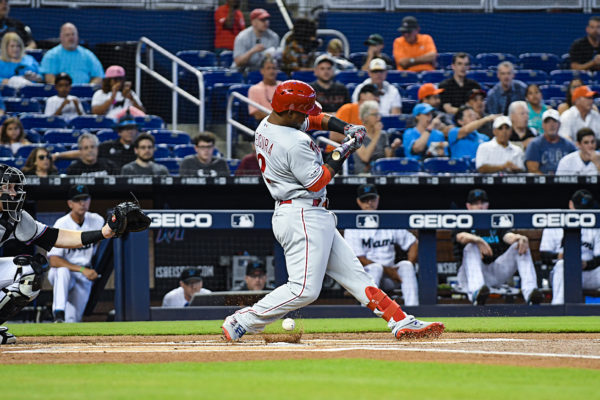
left=517, top=235, right=529, bottom=255
left=107, top=199, right=151, bottom=238
left=344, top=124, right=366, bottom=148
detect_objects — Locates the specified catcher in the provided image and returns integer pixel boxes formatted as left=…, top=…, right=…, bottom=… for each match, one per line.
left=0, top=165, right=150, bottom=344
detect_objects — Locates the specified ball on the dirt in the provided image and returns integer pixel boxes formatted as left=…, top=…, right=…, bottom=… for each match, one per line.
left=282, top=318, right=295, bottom=331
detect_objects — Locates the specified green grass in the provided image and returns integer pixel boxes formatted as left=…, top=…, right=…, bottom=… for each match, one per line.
left=1, top=359, right=598, bottom=400
left=6, top=316, right=600, bottom=336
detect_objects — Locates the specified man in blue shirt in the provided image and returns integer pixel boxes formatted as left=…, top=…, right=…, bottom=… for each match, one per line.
left=525, top=109, right=577, bottom=174
left=40, top=23, right=104, bottom=85
left=403, top=103, right=448, bottom=160
left=485, top=61, right=527, bottom=115
left=448, top=105, right=496, bottom=159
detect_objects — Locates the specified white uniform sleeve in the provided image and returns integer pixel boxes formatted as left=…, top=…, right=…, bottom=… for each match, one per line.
left=395, top=229, right=416, bottom=251
left=540, top=228, right=562, bottom=254
left=593, top=230, right=600, bottom=258
left=344, top=229, right=366, bottom=257
left=288, top=139, right=324, bottom=189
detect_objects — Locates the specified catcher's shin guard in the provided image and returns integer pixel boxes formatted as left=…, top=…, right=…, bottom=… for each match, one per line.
left=365, top=286, right=406, bottom=323
left=0, top=261, right=45, bottom=324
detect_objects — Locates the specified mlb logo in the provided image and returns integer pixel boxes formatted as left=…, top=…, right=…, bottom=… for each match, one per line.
left=491, top=214, right=513, bottom=228
left=356, top=215, right=379, bottom=228
left=231, top=214, right=255, bottom=228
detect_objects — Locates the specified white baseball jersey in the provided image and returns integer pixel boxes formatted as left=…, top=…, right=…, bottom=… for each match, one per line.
left=48, top=212, right=105, bottom=265
left=162, top=286, right=212, bottom=307
left=540, top=228, right=600, bottom=261
left=254, top=117, right=326, bottom=201
left=344, top=229, right=416, bottom=266
left=555, top=151, right=599, bottom=175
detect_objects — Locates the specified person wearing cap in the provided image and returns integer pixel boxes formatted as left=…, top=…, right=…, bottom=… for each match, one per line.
left=335, top=84, right=381, bottom=143
left=392, top=16, right=437, bottom=72
left=47, top=185, right=105, bottom=322
left=351, top=58, right=402, bottom=116
left=406, top=82, right=453, bottom=135
left=485, top=61, right=527, bottom=116
left=403, top=103, right=448, bottom=161
left=344, top=184, right=419, bottom=305
left=310, top=54, right=350, bottom=114
left=121, top=133, right=169, bottom=176
left=558, top=85, right=600, bottom=142
left=162, top=268, right=212, bottom=307
left=525, top=109, right=576, bottom=175
left=556, top=127, right=600, bottom=175
left=66, top=132, right=119, bottom=176
left=247, top=55, right=281, bottom=122
left=475, top=116, right=525, bottom=173
left=41, top=23, right=104, bottom=85
left=97, top=113, right=139, bottom=169
left=214, top=0, right=245, bottom=53
left=466, top=89, right=493, bottom=138
left=439, top=52, right=482, bottom=115
left=569, top=16, right=600, bottom=71
left=540, top=189, right=600, bottom=304
left=361, top=33, right=395, bottom=72
left=44, top=72, right=85, bottom=119
left=233, top=8, right=279, bottom=72
left=448, top=106, right=495, bottom=160
left=508, top=100, right=537, bottom=150
left=453, top=189, right=542, bottom=306
left=91, top=65, right=145, bottom=120
left=232, top=261, right=275, bottom=291
left=179, top=131, right=230, bottom=177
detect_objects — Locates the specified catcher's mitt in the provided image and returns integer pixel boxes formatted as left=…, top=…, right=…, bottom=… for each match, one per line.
left=108, top=197, right=151, bottom=238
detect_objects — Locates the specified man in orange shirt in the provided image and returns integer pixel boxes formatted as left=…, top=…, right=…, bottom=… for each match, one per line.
left=214, top=0, right=246, bottom=53
left=334, top=84, right=381, bottom=143
left=393, top=16, right=437, bottom=72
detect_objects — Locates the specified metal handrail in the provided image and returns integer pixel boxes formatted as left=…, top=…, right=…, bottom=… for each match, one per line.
left=280, top=29, right=350, bottom=59
left=225, top=91, right=270, bottom=159
left=315, top=136, right=349, bottom=175
left=135, top=36, right=205, bottom=131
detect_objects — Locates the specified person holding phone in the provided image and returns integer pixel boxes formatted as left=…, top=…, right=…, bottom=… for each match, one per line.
left=91, top=65, right=145, bottom=120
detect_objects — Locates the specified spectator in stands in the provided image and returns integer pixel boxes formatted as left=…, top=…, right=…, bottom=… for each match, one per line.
left=353, top=100, right=400, bottom=174
left=448, top=105, right=495, bottom=160
left=558, top=78, right=584, bottom=115
left=0, top=117, right=29, bottom=154
left=0, top=0, right=34, bottom=49
left=325, top=38, right=354, bottom=71
left=41, top=23, right=103, bottom=85
left=92, top=65, right=145, bottom=120
left=403, top=103, right=448, bottom=161
left=98, top=114, right=139, bottom=169
left=0, top=32, right=41, bottom=87
left=352, top=58, right=402, bottom=116
left=232, top=260, right=274, bottom=291
left=121, top=133, right=169, bottom=176
left=393, top=16, right=437, bottom=72
left=233, top=8, right=279, bottom=72
left=467, top=88, right=493, bottom=137
left=335, top=83, right=380, bottom=143
left=235, top=144, right=260, bottom=176
left=162, top=268, right=212, bottom=307
left=525, top=84, right=548, bottom=134
left=66, top=133, right=118, bottom=176
left=556, top=128, right=600, bottom=175
left=439, top=52, right=482, bottom=115
left=558, top=85, right=600, bottom=142
left=213, top=0, right=245, bottom=53
left=570, top=16, right=600, bottom=71
left=344, top=184, right=419, bottom=305
left=310, top=54, right=350, bottom=114
left=281, top=17, right=319, bottom=75
left=248, top=55, right=281, bottom=122
left=408, top=83, right=453, bottom=135
left=525, top=109, right=576, bottom=175
left=453, top=189, right=542, bottom=306
left=361, top=34, right=395, bottom=72
left=44, top=72, right=84, bottom=119
left=475, top=116, right=525, bottom=173
left=485, top=61, right=527, bottom=115
left=508, top=100, right=537, bottom=149
left=179, top=132, right=230, bottom=177
left=21, top=147, right=58, bottom=177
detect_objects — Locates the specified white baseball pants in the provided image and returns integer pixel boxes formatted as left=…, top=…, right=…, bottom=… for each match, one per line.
left=550, top=260, right=600, bottom=304
left=366, top=261, right=419, bottom=306
left=48, top=267, right=93, bottom=322
left=234, top=201, right=377, bottom=333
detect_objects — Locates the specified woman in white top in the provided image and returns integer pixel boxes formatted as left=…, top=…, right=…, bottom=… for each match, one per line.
left=91, top=65, right=145, bottom=120
left=0, top=117, right=30, bottom=155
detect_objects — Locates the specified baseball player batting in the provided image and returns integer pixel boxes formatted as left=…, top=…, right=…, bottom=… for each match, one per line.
left=221, top=80, right=444, bottom=341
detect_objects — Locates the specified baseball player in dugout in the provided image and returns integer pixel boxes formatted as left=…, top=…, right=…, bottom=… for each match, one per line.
left=47, top=185, right=105, bottom=323
left=453, top=189, right=543, bottom=306
left=221, top=80, right=444, bottom=341
left=344, top=184, right=419, bottom=306
left=0, top=165, right=150, bottom=344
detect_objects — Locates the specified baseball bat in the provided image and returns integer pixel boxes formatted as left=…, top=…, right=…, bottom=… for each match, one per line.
left=332, top=137, right=356, bottom=161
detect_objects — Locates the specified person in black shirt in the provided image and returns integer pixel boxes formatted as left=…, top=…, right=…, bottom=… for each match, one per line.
left=570, top=16, right=600, bottom=71
left=66, top=133, right=118, bottom=176
left=0, top=0, right=34, bottom=49
left=361, top=34, right=395, bottom=72
left=453, top=189, right=542, bottom=306
left=309, top=54, right=350, bottom=114
left=439, top=52, right=481, bottom=115
left=98, top=114, right=138, bottom=168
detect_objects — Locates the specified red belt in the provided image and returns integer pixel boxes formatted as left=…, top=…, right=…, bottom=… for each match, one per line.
left=278, top=198, right=329, bottom=208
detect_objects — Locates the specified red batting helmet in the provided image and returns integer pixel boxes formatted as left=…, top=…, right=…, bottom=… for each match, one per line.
left=271, top=80, right=322, bottom=116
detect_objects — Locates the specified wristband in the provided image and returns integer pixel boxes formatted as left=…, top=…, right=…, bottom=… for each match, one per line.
left=327, top=116, right=349, bottom=134
left=81, top=230, right=105, bottom=246
left=80, top=266, right=85, bottom=273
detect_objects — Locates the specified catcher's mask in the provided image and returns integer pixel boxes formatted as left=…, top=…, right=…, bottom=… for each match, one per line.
left=0, top=164, right=26, bottom=222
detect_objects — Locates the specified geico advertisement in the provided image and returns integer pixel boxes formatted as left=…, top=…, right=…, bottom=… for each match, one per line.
left=532, top=213, right=596, bottom=228
left=409, top=214, right=473, bottom=229
left=148, top=213, right=212, bottom=228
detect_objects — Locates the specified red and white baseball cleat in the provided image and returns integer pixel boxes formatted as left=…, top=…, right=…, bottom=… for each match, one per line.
left=221, top=315, right=247, bottom=342
left=389, top=315, right=445, bottom=340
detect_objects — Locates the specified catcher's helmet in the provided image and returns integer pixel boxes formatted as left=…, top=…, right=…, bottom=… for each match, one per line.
left=0, top=164, right=26, bottom=222
left=271, top=80, right=322, bottom=116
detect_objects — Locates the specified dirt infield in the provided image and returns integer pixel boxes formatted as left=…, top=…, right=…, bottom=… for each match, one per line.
left=2, top=333, right=599, bottom=369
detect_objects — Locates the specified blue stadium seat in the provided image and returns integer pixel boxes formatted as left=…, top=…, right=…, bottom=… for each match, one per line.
left=335, top=70, right=369, bottom=85
left=42, top=129, right=81, bottom=145
left=0, top=86, right=16, bottom=97
left=539, top=84, right=566, bottom=100
left=173, top=144, right=196, bottom=158
left=349, top=52, right=367, bottom=69
left=25, top=49, right=44, bottom=62
left=549, top=70, right=593, bottom=85
left=372, top=157, right=420, bottom=175
left=155, top=158, right=181, bottom=175
left=0, top=146, right=12, bottom=158
left=135, top=115, right=164, bottom=130
left=69, top=115, right=115, bottom=130
left=423, top=157, right=470, bottom=174
left=466, top=70, right=497, bottom=86
left=227, top=84, right=258, bottom=139
left=176, top=50, right=217, bottom=67
left=148, top=130, right=191, bottom=146
left=20, top=114, right=67, bottom=130
left=218, top=50, right=233, bottom=68
left=54, top=158, right=72, bottom=174
left=69, top=84, right=96, bottom=98
left=227, top=158, right=240, bottom=175
left=436, top=52, right=456, bottom=69
left=43, top=143, right=67, bottom=155
left=513, top=69, right=548, bottom=85
left=96, top=129, right=118, bottom=143
left=203, top=70, right=244, bottom=88
left=420, top=70, right=452, bottom=84
left=519, top=53, right=561, bottom=73
left=386, top=71, right=419, bottom=86
left=20, top=84, right=57, bottom=98
left=560, top=53, right=571, bottom=70
left=475, top=53, right=518, bottom=69
left=403, top=84, right=420, bottom=100
left=0, top=157, right=16, bottom=167
left=4, top=97, right=41, bottom=113
left=203, top=70, right=244, bottom=124
left=25, top=130, right=42, bottom=143
left=401, top=100, right=417, bottom=114
left=290, top=70, right=316, bottom=82
left=246, top=70, right=288, bottom=84
left=154, top=144, right=171, bottom=159
left=381, top=115, right=410, bottom=130
left=15, top=144, right=42, bottom=159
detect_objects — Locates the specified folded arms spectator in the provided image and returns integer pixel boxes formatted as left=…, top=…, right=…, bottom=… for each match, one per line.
left=475, top=116, right=525, bottom=173
left=393, top=16, right=437, bottom=72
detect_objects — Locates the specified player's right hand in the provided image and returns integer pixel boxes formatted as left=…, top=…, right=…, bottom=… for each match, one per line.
left=477, top=240, right=493, bottom=257
left=81, top=267, right=98, bottom=281
left=343, top=124, right=366, bottom=149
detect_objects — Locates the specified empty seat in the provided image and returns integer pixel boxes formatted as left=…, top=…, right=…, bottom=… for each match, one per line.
left=372, top=157, right=421, bottom=175
left=15, top=143, right=67, bottom=159
left=154, top=144, right=171, bottom=159
left=227, top=158, right=241, bottom=175
left=420, top=70, right=452, bottom=84
left=403, top=84, right=420, bottom=100
left=0, top=146, right=12, bottom=158
left=42, top=129, right=81, bottom=144
left=549, top=69, right=594, bottom=85
left=0, top=86, right=16, bottom=97
left=349, top=52, right=367, bottom=69
left=519, top=53, right=561, bottom=73
left=386, top=71, right=419, bottom=85
left=135, top=115, right=164, bottom=130
left=436, top=52, right=457, bottom=69
left=69, top=115, right=115, bottom=130
left=0, top=157, right=16, bottom=167
left=401, top=99, right=417, bottom=114
left=25, top=130, right=42, bottom=143
left=423, top=157, right=470, bottom=174
left=96, top=129, right=118, bottom=143
left=4, top=97, right=41, bottom=113
left=54, top=158, right=73, bottom=174
left=466, top=70, right=497, bottom=86
left=69, top=84, right=96, bottom=98
left=246, top=70, right=288, bottom=84
left=475, top=53, right=518, bottom=69
left=514, top=69, right=548, bottom=85
left=290, top=70, right=316, bottom=82
left=20, top=114, right=67, bottom=130
left=25, top=49, right=44, bottom=62
left=335, top=70, right=369, bottom=85
left=560, top=53, right=571, bottom=70
left=20, top=84, right=57, bottom=99
left=203, top=70, right=244, bottom=88
left=539, top=84, right=566, bottom=100
left=381, top=115, right=410, bottom=130
left=218, top=50, right=233, bottom=68
left=154, top=158, right=181, bottom=175
left=176, top=50, right=217, bottom=67
left=173, top=144, right=196, bottom=158
left=148, top=130, right=191, bottom=146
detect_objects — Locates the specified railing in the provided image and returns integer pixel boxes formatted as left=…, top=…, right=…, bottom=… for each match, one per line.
left=225, top=91, right=270, bottom=159
left=135, top=36, right=205, bottom=131
left=280, top=29, right=351, bottom=59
